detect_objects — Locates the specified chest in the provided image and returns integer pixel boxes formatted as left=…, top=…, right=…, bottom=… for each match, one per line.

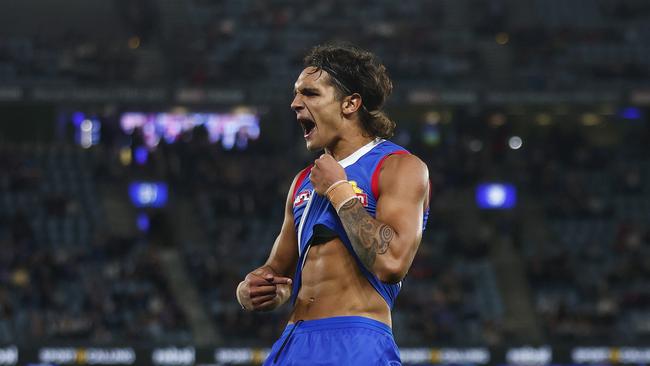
left=292, top=168, right=376, bottom=228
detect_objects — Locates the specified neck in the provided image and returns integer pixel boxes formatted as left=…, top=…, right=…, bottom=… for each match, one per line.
left=326, top=134, right=375, bottom=161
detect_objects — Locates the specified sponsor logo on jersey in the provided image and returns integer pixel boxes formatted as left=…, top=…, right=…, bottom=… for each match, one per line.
left=293, top=190, right=311, bottom=207
left=349, top=181, right=368, bottom=207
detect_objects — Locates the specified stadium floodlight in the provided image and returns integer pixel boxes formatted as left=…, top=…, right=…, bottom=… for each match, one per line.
left=620, top=107, right=642, bottom=120
left=128, top=182, right=169, bottom=208
left=475, top=183, right=516, bottom=209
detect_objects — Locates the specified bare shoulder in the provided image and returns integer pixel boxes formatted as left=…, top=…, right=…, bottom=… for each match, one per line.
left=383, top=153, right=427, bottom=171
left=378, top=153, right=429, bottom=196
left=381, top=153, right=429, bottom=182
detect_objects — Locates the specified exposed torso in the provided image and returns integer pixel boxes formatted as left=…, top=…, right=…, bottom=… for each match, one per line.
left=288, top=140, right=422, bottom=326
left=288, top=237, right=391, bottom=326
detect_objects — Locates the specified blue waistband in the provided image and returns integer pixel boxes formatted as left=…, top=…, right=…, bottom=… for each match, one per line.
left=283, top=316, right=392, bottom=336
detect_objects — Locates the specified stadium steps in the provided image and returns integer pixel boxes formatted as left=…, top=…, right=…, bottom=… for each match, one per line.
left=100, top=184, right=136, bottom=237
left=490, top=232, right=543, bottom=342
left=175, top=198, right=211, bottom=250
left=159, top=247, right=220, bottom=345
left=455, top=186, right=542, bottom=342
left=164, top=195, right=221, bottom=344
left=501, top=195, right=549, bottom=342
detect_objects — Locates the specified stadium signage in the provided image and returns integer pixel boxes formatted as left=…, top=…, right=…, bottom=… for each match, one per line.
left=486, top=91, right=619, bottom=104
left=31, top=87, right=166, bottom=103
left=399, top=348, right=431, bottom=363
left=151, top=347, right=195, bottom=365
left=400, top=348, right=490, bottom=364
left=0, top=87, right=22, bottom=102
left=3, top=85, right=637, bottom=105
left=572, top=347, right=610, bottom=363
left=175, top=88, right=245, bottom=103
left=506, top=346, right=552, bottom=365
left=214, top=348, right=270, bottom=364
left=616, top=348, right=650, bottom=363
left=407, top=90, right=478, bottom=104
left=572, top=347, right=650, bottom=364
left=630, top=90, right=650, bottom=105
left=38, top=347, right=136, bottom=365
left=8, top=345, right=650, bottom=365
left=0, top=346, right=17, bottom=365
left=435, top=348, right=490, bottom=364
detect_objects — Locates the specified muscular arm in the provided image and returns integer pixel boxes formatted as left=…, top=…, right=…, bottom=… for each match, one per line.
left=312, top=154, right=429, bottom=284
left=337, top=198, right=393, bottom=271
left=236, top=171, right=302, bottom=311
left=263, top=175, right=301, bottom=278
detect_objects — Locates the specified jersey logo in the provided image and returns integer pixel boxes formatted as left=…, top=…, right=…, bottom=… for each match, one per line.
left=293, top=190, right=311, bottom=207
left=349, top=181, right=369, bottom=207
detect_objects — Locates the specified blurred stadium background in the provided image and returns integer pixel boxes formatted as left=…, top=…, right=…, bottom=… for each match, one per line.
left=1, top=0, right=649, bottom=365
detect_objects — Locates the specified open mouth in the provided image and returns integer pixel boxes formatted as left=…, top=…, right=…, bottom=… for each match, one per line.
left=299, top=118, right=316, bottom=138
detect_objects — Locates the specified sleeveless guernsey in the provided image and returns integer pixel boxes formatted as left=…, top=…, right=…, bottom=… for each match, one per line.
left=290, top=139, right=430, bottom=308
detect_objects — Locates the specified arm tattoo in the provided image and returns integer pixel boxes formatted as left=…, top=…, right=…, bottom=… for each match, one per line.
left=337, top=199, right=395, bottom=270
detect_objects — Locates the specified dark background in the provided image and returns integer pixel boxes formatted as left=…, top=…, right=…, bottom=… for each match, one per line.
left=0, top=0, right=649, bottom=365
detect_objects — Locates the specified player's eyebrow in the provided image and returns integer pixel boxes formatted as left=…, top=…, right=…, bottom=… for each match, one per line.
left=293, top=86, right=319, bottom=95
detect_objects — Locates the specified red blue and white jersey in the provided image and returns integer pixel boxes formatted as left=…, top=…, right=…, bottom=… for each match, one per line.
left=290, top=139, right=430, bottom=308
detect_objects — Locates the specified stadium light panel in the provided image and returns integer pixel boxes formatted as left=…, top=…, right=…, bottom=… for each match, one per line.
left=129, top=182, right=168, bottom=208
left=476, top=183, right=517, bottom=209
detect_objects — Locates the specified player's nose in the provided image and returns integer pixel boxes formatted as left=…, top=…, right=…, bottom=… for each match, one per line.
left=290, top=94, right=304, bottom=112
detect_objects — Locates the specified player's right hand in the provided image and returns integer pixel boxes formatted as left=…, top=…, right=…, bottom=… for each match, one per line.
left=237, top=268, right=293, bottom=312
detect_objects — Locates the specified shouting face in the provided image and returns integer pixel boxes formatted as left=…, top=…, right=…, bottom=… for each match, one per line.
left=291, top=67, right=346, bottom=152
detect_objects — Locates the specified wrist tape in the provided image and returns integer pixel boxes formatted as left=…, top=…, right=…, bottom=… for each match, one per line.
left=325, top=180, right=357, bottom=213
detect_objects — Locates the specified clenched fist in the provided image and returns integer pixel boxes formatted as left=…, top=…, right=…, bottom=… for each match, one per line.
left=237, top=267, right=292, bottom=312
left=310, top=154, right=347, bottom=195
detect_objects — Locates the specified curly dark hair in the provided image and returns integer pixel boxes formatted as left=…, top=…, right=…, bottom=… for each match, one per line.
left=303, top=43, right=395, bottom=139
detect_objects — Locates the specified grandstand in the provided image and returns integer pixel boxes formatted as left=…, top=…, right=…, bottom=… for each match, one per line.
left=0, top=0, right=649, bottom=365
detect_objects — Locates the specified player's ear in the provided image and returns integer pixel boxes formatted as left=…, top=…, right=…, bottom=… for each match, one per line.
left=342, top=93, right=362, bottom=115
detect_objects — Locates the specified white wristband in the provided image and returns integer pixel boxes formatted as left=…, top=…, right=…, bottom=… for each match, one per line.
left=325, top=180, right=348, bottom=196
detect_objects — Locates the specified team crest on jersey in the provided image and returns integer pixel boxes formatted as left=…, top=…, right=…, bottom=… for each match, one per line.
left=293, top=190, right=311, bottom=207
left=349, top=181, right=369, bottom=207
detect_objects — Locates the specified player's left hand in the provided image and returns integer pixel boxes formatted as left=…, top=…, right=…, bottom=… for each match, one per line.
left=310, top=154, right=347, bottom=195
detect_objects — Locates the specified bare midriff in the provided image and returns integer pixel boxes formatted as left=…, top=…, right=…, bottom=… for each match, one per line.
left=288, top=237, right=392, bottom=327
